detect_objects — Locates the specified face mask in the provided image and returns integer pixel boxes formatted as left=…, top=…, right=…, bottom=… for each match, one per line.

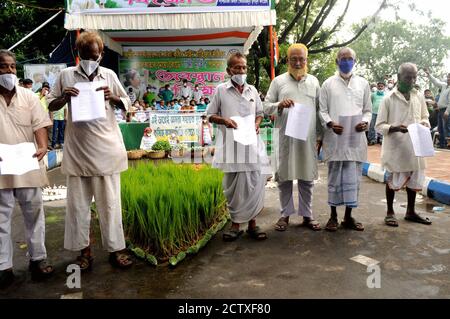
left=338, top=59, right=354, bottom=74
left=397, top=80, right=413, bottom=94
left=79, top=56, right=101, bottom=76
left=388, top=83, right=394, bottom=89
left=183, top=84, right=187, bottom=87
left=376, top=90, right=384, bottom=96
left=372, top=87, right=377, bottom=92
left=0, top=73, right=17, bottom=91
left=231, top=74, right=247, bottom=86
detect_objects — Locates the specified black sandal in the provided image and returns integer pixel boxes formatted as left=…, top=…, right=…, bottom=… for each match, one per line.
left=222, top=229, right=244, bottom=242
left=246, top=226, right=267, bottom=241
left=74, top=255, right=94, bottom=272
left=29, top=259, right=54, bottom=281
left=109, top=251, right=133, bottom=269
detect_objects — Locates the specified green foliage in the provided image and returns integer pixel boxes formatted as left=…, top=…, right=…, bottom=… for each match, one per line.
left=352, top=18, right=450, bottom=83
left=0, top=0, right=66, bottom=77
left=151, top=140, right=171, bottom=152
left=121, top=162, right=227, bottom=261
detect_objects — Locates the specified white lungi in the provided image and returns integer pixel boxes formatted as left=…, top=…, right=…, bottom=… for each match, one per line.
left=64, top=174, right=125, bottom=253
left=0, top=188, right=47, bottom=271
left=387, top=170, right=425, bottom=191
left=278, top=180, right=314, bottom=219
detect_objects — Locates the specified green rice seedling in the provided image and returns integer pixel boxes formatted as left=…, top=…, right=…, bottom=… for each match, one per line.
left=121, top=161, right=226, bottom=262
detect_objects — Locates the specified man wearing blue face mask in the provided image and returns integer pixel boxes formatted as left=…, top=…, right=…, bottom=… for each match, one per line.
left=47, top=31, right=134, bottom=272
left=319, top=47, right=372, bottom=232
left=369, top=82, right=386, bottom=145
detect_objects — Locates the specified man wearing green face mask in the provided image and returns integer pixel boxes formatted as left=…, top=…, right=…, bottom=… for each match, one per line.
left=376, top=63, right=431, bottom=227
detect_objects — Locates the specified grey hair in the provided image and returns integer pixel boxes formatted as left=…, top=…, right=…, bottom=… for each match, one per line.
left=337, top=47, right=356, bottom=60
left=398, top=63, right=418, bottom=75
left=0, top=49, right=16, bottom=61
left=227, top=52, right=247, bottom=68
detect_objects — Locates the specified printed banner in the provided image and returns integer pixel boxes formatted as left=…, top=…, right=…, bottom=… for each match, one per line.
left=66, top=0, right=271, bottom=14
left=23, top=64, right=67, bottom=93
left=119, top=46, right=241, bottom=104
left=149, top=112, right=204, bottom=143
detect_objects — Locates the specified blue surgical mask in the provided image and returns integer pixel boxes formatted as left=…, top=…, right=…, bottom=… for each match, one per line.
left=338, top=59, right=354, bottom=74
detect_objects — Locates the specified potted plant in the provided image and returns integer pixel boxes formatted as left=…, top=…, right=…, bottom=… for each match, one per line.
left=171, top=143, right=187, bottom=158
left=148, top=140, right=171, bottom=159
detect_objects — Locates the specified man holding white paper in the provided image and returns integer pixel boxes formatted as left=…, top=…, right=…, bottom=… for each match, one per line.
left=264, top=43, right=322, bottom=232
left=376, top=63, right=432, bottom=227
left=47, top=31, right=133, bottom=270
left=0, top=50, right=54, bottom=288
left=207, top=52, right=268, bottom=242
left=319, top=47, right=372, bottom=232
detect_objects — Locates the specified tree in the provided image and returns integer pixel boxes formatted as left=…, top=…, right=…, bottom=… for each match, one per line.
left=351, top=18, right=450, bottom=84
left=250, top=0, right=389, bottom=90
left=0, top=0, right=66, bottom=76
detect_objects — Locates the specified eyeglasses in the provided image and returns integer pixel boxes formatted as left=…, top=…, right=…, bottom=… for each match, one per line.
left=289, top=57, right=307, bottom=63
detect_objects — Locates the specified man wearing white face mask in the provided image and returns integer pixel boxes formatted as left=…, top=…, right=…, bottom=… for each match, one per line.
left=207, top=52, right=268, bottom=242
left=0, top=50, right=54, bottom=288
left=47, top=31, right=133, bottom=271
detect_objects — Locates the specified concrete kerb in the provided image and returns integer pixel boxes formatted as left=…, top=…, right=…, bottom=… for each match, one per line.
left=362, top=162, right=450, bottom=205
left=43, top=149, right=63, bottom=170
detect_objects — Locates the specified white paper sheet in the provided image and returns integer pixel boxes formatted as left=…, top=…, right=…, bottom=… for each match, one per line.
left=230, top=115, right=257, bottom=146
left=285, top=103, right=313, bottom=141
left=0, top=143, right=40, bottom=175
left=71, top=81, right=107, bottom=122
left=337, top=114, right=363, bottom=149
left=407, top=123, right=435, bottom=157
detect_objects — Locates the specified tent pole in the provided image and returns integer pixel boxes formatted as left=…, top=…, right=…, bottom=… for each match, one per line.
left=8, top=10, right=63, bottom=51
left=269, top=25, right=274, bottom=80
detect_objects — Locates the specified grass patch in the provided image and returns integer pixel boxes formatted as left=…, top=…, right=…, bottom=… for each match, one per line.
left=121, top=162, right=227, bottom=265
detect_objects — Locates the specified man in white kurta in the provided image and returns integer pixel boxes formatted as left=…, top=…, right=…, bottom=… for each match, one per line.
left=319, top=47, right=372, bottom=232
left=207, top=52, right=267, bottom=242
left=0, top=50, right=54, bottom=287
left=47, top=31, right=133, bottom=270
left=376, top=63, right=432, bottom=227
left=264, top=44, right=322, bottom=232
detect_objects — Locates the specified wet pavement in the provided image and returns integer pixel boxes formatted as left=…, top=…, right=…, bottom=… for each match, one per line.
left=1, top=162, right=449, bottom=299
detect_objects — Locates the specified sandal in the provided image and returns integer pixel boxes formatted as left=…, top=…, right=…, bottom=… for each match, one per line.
left=300, top=218, right=321, bottom=231
left=246, top=226, right=267, bottom=241
left=274, top=217, right=289, bottom=232
left=384, top=215, right=399, bottom=227
left=109, top=251, right=133, bottom=269
left=29, top=259, right=54, bottom=281
left=222, top=229, right=244, bottom=242
left=325, top=218, right=339, bottom=232
left=74, top=255, right=94, bottom=272
left=404, top=213, right=432, bottom=225
left=341, top=217, right=365, bottom=231
left=0, top=268, right=15, bottom=289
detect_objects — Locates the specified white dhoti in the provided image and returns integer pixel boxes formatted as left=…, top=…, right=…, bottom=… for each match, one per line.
left=278, top=180, right=314, bottom=219
left=65, top=174, right=125, bottom=253
left=222, top=171, right=265, bottom=224
left=0, top=188, right=47, bottom=271
left=387, top=170, right=425, bottom=191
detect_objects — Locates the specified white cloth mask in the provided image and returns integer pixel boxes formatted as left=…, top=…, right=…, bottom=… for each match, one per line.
left=0, top=73, right=17, bottom=91
left=79, top=56, right=101, bottom=76
left=231, top=74, right=247, bottom=86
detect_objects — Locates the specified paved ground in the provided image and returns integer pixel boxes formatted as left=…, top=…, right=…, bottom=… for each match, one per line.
left=1, top=162, right=449, bottom=299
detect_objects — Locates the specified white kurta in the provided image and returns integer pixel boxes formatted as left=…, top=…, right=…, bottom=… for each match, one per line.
left=319, top=74, right=372, bottom=162
left=206, top=80, right=264, bottom=173
left=264, top=73, right=321, bottom=182
left=375, top=88, right=430, bottom=173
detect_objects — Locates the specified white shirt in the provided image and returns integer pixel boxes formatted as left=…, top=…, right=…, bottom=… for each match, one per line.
left=319, top=74, right=372, bottom=162
left=193, top=89, right=203, bottom=103
left=376, top=88, right=430, bottom=172
left=206, top=80, right=263, bottom=173
left=428, top=74, right=450, bottom=111
left=264, top=72, right=321, bottom=182
left=140, top=134, right=157, bottom=151
left=180, top=86, right=192, bottom=99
